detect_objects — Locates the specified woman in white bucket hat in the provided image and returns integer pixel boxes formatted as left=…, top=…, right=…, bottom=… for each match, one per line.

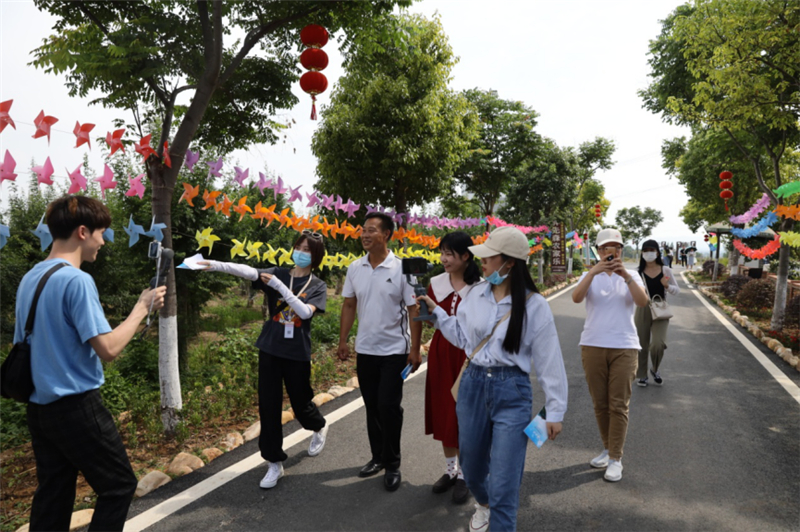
left=418, top=226, right=568, bottom=532
left=572, top=228, right=648, bottom=483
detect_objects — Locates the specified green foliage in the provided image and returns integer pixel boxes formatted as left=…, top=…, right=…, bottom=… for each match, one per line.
left=0, top=398, right=30, bottom=449
left=785, top=296, right=800, bottom=329
left=313, top=14, right=480, bottom=215
left=736, top=278, right=776, bottom=312
left=701, top=259, right=727, bottom=277
left=614, top=207, right=663, bottom=250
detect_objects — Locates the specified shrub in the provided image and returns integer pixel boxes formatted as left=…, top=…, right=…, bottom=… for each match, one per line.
left=736, top=279, right=776, bottom=312
left=720, top=275, right=752, bottom=300
left=786, top=295, right=800, bottom=329
left=702, top=259, right=727, bottom=277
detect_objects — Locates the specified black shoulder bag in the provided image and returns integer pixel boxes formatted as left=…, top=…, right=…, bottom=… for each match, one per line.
left=1, top=262, right=68, bottom=403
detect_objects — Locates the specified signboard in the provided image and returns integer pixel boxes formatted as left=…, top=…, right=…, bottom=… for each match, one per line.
left=551, top=223, right=567, bottom=274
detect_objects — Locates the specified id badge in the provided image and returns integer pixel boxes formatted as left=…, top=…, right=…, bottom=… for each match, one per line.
left=284, top=323, right=295, bottom=339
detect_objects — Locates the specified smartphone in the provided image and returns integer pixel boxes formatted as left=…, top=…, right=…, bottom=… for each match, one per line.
left=605, top=254, right=614, bottom=262
left=400, top=363, right=413, bottom=380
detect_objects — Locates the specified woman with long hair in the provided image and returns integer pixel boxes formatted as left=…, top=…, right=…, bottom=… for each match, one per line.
left=572, top=228, right=648, bottom=483
left=200, top=231, right=329, bottom=489
left=419, top=227, right=568, bottom=532
left=635, top=239, right=680, bottom=387
left=424, top=231, right=482, bottom=504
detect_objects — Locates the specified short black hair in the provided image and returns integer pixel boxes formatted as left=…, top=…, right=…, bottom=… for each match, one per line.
left=46, top=195, right=112, bottom=240
left=293, top=233, right=325, bottom=269
left=439, top=231, right=481, bottom=285
left=364, top=212, right=394, bottom=239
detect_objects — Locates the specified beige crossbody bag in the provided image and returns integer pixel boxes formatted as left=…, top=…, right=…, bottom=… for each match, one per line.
left=450, top=293, right=533, bottom=402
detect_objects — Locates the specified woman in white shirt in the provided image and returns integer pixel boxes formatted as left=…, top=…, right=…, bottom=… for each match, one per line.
left=418, top=226, right=568, bottom=532
left=635, top=239, right=680, bottom=387
left=572, top=228, right=648, bottom=483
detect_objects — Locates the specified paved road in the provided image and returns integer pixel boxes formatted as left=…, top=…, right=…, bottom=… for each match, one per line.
left=126, top=267, right=800, bottom=531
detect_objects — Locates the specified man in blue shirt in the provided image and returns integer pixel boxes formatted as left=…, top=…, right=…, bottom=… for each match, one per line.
left=14, top=196, right=166, bottom=532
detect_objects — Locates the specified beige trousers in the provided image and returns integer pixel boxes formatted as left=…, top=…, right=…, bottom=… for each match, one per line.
left=634, top=305, right=670, bottom=379
left=580, top=346, right=638, bottom=461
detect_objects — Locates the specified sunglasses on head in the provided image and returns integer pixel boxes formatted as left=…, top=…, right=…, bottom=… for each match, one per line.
left=302, top=230, right=323, bottom=241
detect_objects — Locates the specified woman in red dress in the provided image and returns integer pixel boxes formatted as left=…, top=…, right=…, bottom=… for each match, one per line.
left=425, top=231, right=483, bottom=504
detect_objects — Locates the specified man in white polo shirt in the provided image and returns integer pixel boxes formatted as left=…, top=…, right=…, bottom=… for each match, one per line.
left=338, top=212, right=422, bottom=492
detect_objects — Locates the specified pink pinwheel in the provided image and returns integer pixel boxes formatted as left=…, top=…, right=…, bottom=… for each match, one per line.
left=32, top=157, right=55, bottom=186
left=125, top=173, right=146, bottom=199
left=73, top=121, right=95, bottom=149
left=66, top=164, right=87, bottom=194
left=94, top=164, right=118, bottom=199
left=233, top=166, right=250, bottom=187
left=134, top=134, right=157, bottom=163
left=306, top=191, right=321, bottom=209
left=185, top=149, right=200, bottom=172
left=206, top=157, right=223, bottom=178
left=366, top=205, right=378, bottom=215
left=321, top=193, right=335, bottom=209
left=272, top=176, right=288, bottom=200
left=105, top=129, right=125, bottom=155
left=256, top=172, right=273, bottom=195
left=332, top=195, right=344, bottom=214
left=342, top=199, right=360, bottom=218
left=32, top=110, right=59, bottom=144
left=286, top=184, right=303, bottom=203
left=0, top=150, right=17, bottom=183
left=0, top=100, right=15, bottom=133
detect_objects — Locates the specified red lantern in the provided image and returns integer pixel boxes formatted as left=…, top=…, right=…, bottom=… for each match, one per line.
left=719, top=181, right=733, bottom=189
left=300, top=48, right=329, bottom=71
left=718, top=170, right=733, bottom=210
left=300, top=24, right=329, bottom=48
left=720, top=189, right=734, bottom=210
left=300, top=71, right=328, bottom=120
left=720, top=171, right=733, bottom=180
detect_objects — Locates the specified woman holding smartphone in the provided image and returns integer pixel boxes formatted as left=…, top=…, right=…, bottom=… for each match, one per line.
left=200, top=231, right=329, bottom=489
left=572, top=228, right=648, bottom=483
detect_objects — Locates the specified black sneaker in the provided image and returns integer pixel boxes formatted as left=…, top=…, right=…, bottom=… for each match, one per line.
left=452, top=478, right=470, bottom=504
left=651, top=369, right=663, bottom=385
left=432, top=473, right=456, bottom=493
left=636, top=378, right=648, bottom=387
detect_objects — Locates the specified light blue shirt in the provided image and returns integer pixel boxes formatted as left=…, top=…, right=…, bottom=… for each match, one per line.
left=433, top=282, right=569, bottom=423
left=14, top=259, right=112, bottom=405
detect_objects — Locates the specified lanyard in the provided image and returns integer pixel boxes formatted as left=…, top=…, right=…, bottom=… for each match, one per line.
left=289, top=271, right=313, bottom=297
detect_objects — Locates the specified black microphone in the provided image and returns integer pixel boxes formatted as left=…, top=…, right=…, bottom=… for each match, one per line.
left=150, top=248, right=174, bottom=288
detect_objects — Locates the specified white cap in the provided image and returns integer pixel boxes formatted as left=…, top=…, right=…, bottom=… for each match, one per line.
left=596, top=228, right=624, bottom=247
left=468, top=226, right=530, bottom=260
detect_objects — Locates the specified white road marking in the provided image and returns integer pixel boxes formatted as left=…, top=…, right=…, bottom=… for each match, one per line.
left=679, top=271, right=800, bottom=406
left=125, top=281, right=581, bottom=530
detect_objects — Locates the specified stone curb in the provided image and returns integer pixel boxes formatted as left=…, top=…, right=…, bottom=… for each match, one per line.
left=690, top=273, right=799, bottom=372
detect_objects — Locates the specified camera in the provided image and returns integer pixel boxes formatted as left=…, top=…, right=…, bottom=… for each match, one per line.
left=401, top=257, right=435, bottom=322
left=148, top=241, right=162, bottom=260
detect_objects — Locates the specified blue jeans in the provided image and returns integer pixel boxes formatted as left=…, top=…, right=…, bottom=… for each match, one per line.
left=457, top=364, right=533, bottom=532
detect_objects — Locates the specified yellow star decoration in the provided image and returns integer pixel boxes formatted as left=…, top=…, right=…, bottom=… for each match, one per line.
left=246, top=241, right=264, bottom=260
left=196, top=227, right=221, bottom=254
left=779, top=231, right=800, bottom=247
left=230, top=238, right=247, bottom=260
left=278, top=248, right=294, bottom=266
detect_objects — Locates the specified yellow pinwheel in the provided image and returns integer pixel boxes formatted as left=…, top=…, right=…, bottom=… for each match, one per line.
left=262, top=244, right=279, bottom=264
left=246, top=241, right=264, bottom=260
left=278, top=248, right=294, bottom=266
left=196, top=228, right=221, bottom=254
left=230, top=238, right=247, bottom=260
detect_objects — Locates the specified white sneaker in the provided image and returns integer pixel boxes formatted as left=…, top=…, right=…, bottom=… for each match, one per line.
left=469, top=504, right=490, bottom=532
left=589, top=449, right=609, bottom=469
left=604, top=459, right=623, bottom=482
left=308, top=424, right=329, bottom=457
left=259, top=462, right=284, bottom=489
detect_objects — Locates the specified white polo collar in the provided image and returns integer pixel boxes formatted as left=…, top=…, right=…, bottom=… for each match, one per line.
left=361, top=250, right=396, bottom=269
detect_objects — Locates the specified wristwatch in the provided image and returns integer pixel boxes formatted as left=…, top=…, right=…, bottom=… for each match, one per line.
left=624, top=276, right=633, bottom=285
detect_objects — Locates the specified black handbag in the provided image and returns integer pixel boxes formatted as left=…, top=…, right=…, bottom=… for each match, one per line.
left=1, top=262, right=67, bottom=403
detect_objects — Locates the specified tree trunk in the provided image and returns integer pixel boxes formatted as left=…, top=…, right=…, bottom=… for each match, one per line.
left=769, top=221, right=793, bottom=331
left=150, top=163, right=182, bottom=437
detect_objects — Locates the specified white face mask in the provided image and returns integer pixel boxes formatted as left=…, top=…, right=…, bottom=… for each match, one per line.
left=642, top=252, right=658, bottom=263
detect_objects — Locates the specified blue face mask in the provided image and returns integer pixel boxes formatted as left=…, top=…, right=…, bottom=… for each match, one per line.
left=486, top=262, right=509, bottom=285
left=292, top=250, right=312, bottom=268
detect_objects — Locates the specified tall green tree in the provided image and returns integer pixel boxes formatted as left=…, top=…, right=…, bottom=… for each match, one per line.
left=30, top=0, right=412, bottom=435
left=615, top=206, right=664, bottom=253
left=641, top=0, right=800, bottom=330
left=452, top=89, right=542, bottom=220
left=312, top=14, right=478, bottom=219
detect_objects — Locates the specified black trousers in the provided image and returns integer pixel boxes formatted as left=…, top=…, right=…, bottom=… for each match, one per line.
left=356, top=353, right=407, bottom=471
left=26, top=389, right=137, bottom=532
left=259, top=351, right=326, bottom=463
